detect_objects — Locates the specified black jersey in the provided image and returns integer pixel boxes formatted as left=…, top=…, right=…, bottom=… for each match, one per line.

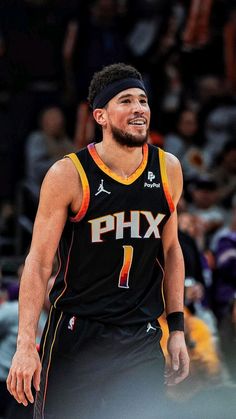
left=50, top=143, right=175, bottom=325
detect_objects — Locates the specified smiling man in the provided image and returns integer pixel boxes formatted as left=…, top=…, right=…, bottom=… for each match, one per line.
left=7, top=63, right=189, bottom=419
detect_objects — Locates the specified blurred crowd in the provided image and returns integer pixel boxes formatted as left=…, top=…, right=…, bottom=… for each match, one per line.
left=0, top=0, right=236, bottom=418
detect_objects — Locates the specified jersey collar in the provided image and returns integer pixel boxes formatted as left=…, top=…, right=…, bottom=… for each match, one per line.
left=88, top=142, right=148, bottom=185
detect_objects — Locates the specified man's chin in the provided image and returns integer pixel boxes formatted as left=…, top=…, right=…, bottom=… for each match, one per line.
left=111, top=125, right=148, bottom=148
left=116, top=135, right=147, bottom=148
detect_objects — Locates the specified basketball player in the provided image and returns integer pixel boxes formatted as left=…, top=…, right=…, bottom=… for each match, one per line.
left=7, top=63, right=189, bottom=419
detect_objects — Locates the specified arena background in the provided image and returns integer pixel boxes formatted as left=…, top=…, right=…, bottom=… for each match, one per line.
left=0, top=1, right=236, bottom=418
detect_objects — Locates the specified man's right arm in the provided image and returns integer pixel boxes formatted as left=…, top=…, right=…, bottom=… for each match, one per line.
left=7, top=157, right=82, bottom=407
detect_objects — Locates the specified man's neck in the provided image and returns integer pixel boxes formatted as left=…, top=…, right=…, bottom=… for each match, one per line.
left=95, top=140, right=145, bottom=179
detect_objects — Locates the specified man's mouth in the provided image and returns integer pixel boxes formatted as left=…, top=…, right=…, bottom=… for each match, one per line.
left=128, top=118, right=146, bottom=126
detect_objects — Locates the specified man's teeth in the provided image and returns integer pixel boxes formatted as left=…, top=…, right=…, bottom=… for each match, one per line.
left=129, top=120, right=145, bottom=125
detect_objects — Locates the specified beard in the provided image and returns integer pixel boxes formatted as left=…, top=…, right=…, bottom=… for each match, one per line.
left=110, top=124, right=149, bottom=148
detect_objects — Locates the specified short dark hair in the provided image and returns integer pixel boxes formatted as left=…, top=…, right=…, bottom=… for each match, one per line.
left=87, top=63, right=143, bottom=107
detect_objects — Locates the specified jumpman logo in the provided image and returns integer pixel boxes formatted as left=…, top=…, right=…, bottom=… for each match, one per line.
left=68, top=316, right=76, bottom=331
left=95, top=179, right=111, bottom=196
left=146, top=322, right=157, bottom=333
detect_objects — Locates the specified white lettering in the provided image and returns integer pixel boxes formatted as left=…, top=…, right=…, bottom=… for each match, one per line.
left=144, top=182, right=160, bottom=188
left=141, top=212, right=165, bottom=238
left=114, top=211, right=141, bottom=240
left=88, top=211, right=166, bottom=242
left=89, top=215, right=115, bottom=242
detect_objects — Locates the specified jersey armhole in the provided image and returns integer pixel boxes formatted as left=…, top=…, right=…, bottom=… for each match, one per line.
left=158, top=148, right=175, bottom=213
left=65, top=153, right=90, bottom=222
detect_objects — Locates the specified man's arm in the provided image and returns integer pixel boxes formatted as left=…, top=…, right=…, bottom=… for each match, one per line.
left=162, top=152, right=189, bottom=385
left=7, top=157, right=82, bottom=406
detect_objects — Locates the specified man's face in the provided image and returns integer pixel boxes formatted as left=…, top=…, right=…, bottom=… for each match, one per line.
left=105, top=88, right=150, bottom=147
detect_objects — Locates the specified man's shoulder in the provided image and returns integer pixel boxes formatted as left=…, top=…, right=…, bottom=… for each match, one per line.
left=67, top=144, right=91, bottom=164
left=48, top=156, right=78, bottom=176
left=164, top=150, right=181, bottom=166
left=148, top=144, right=181, bottom=167
left=41, top=156, right=82, bottom=199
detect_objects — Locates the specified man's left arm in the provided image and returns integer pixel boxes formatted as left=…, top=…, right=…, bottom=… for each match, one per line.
left=162, top=152, right=189, bottom=385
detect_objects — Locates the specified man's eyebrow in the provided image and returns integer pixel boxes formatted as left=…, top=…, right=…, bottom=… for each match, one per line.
left=117, top=93, right=147, bottom=100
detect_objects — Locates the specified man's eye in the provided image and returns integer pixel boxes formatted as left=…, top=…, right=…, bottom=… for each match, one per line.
left=121, top=99, right=130, bottom=103
left=140, top=99, right=147, bottom=104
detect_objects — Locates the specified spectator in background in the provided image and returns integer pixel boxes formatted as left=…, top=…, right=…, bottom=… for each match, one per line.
left=0, top=287, right=18, bottom=418
left=204, top=106, right=236, bottom=167
left=182, top=0, right=214, bottom=50
left=164, top=109, right=207, bottom=180
left=25, top=106, right=75, bottom=198
left=212, top=197, right=236, bottom=381
left=187, top=175, right=225, bottom=243
left=125, top=0, right=174, bottom=78
left=144, top=2, right=186, bottom=132
left=197, top=75, right=224, bottom=110
left=63, top=0, right=128, bottom=149
left=212, top=197, right=236, bottom=323
left=159, top=306, right=221, bottom=405
left=223, top=6, right=236, bottom=94
left=16, top=107, right=73, bottom=255
left=180, top=0, right=225, bottom=86
left=212, top=140, right=236, bottom=208
left=164, top=109, right=198, bottom=158
left=2, top=268, right=57, bottom=419
left=178, top=212, right=206, bottom=293
left=178, top=211, right=217, bottom=336
left=0, top=0, right=78, bottom=197
left=202, top=85, right=236, bottom=167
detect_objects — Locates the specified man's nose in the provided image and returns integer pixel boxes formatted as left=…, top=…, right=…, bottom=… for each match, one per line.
left=133, top=101, right=144, bottom=113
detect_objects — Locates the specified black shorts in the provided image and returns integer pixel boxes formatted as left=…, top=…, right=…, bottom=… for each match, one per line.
left=34, top=307, right=166, bottom=419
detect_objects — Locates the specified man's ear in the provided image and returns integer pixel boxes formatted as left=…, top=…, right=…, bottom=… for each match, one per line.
left=93, top=109, right=107, bottom=127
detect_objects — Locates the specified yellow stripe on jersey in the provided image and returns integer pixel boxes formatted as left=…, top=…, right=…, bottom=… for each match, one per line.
left=66, top=153, right=90, bottom=222
left=158, top=148, right=175, bottom=213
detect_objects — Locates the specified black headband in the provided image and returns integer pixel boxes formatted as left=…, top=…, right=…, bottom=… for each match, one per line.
left=92, top=78, right=147, bottom=110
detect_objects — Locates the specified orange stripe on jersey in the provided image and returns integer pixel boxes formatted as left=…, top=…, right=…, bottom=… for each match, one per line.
left=88, top=142, right=148, bottom=185
left=118, top=245, right=133, bottom=288
left=65, top=153, right=90, bottom=222
left=156, top=256, right=165, bottom=356
left=158, top=148, right=175, bottom=213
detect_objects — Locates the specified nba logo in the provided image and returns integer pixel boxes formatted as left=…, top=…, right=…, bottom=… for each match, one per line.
left=148, top=171, right=155, bottom=182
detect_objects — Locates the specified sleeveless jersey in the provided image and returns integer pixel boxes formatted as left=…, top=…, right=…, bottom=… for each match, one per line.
left=49, top=143, right=175, bottom=325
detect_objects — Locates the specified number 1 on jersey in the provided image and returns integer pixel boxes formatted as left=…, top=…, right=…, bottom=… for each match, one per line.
left=118, top=245, right=134, bottom=288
